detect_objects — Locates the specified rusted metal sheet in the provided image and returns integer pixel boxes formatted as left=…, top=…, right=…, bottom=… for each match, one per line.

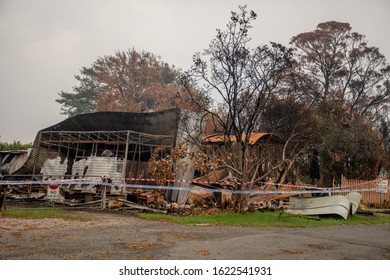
left=203, top=133, right=284, bottom=145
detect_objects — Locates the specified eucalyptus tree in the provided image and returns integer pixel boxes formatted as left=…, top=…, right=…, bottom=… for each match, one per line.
left=291, top=21, right=390, bottom=121
left=291, top=21, right=390, bottom=183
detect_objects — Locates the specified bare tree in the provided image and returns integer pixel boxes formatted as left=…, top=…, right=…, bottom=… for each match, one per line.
left=182, top=6, right=293, bottom=210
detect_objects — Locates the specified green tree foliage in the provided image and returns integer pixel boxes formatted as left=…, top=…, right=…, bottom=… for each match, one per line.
left=0, top=140, right=32, bottom=151
left=56, top=67, right=98, bottom=116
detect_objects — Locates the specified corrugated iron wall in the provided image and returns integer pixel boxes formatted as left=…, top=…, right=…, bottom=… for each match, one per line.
left=338, top=176, right=390, bottom=206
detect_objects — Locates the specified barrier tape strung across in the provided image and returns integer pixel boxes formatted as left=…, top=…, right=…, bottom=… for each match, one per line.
left=2, top=177, right=325, bottom=191
left=0, top=178, right=387, bottom=195
left=123, top=176, right=384, bottom=190
left=3, top=176, right=326, bottom=190
left=96, top=176, right=385, bottom=191
left=5, top=175, right=381, bottom=191
left=124, top=177, right=328, bottom=190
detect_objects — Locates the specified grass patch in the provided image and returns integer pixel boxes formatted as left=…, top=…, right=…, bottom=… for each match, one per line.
left=137, top=211, right=390, bottom=227
left=0, top=208, right=89, bottom=221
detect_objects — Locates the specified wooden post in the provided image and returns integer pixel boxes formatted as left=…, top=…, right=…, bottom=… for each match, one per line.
left=102, top=182, right=107, bottom=210
left=0, top=185, right=6, bottom=211
left=122, top=131, right=130, bottom=194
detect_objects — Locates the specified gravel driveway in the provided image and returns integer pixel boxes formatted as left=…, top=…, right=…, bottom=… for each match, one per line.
left=1, top=210, right=389, bottom=260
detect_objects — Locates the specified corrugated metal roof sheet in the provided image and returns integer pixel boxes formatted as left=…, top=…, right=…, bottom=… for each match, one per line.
left=203, top=133, right=284, bottom=145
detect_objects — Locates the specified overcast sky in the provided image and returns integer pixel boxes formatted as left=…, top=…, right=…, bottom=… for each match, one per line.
left=1, top=0, right=389, bottom=143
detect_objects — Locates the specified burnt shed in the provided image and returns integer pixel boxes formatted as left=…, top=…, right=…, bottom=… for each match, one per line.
left=11, top=108, right=191, bottom=178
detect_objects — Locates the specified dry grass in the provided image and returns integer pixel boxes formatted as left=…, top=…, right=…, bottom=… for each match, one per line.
left=182, top=207, right=225, bottom=216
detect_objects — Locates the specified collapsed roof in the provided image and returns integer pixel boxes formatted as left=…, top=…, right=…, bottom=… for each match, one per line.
left=11, top=108, right=186, bottom=175
left=44, top=109, right=181, bottom=135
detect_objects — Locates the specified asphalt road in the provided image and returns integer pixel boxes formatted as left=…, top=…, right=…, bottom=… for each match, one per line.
left=1, top=211, right=389, bottom=260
